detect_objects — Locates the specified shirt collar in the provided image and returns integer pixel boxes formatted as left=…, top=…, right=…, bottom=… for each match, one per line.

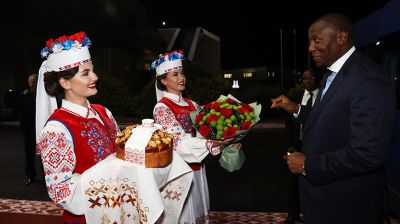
left=305, top=88, right=319, bottom=96
left=327, top=46, right=355, bottom=73
left=61, top=99, right=93, bottom=118
left=164, top=92, right=183, bottom=103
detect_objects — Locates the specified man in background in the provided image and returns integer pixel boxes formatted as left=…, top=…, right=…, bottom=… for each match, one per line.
left=19, top=74, right=38, bottom=185
left=284, top=68, right=320, bottom=224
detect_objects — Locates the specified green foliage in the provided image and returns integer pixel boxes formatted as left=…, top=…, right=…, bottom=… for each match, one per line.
left=90, top=75, right=134, bottom=118
left=185, top=76, right=231, bottom=105
left=129, top=79, right=157, bottom=119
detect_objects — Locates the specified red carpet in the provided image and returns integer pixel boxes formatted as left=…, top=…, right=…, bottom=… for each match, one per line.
left=0, top=198, right=287, bottom=223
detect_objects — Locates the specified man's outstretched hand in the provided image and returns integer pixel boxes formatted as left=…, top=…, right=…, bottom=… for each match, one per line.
left=271, top=95, right=299, bottom=113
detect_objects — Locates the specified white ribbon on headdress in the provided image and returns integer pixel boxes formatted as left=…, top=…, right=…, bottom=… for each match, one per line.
left=35, top=61, right=58, bottom=143
left=155, top=83, right=166, bottom=102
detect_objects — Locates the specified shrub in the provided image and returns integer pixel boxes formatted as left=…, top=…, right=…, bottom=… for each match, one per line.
left=90, top=75, right=134, bottom=118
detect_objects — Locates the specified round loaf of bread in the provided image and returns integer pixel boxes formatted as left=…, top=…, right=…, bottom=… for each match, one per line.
left=115, top=125, right=173, bottom=168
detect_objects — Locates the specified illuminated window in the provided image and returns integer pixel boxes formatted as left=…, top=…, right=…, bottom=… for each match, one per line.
left=224, top=73, right=232, bottom=78
left=243, top=72, right=253, bottom=78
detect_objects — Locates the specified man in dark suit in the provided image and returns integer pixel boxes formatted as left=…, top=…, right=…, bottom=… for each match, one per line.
left=284, top=68, right=320, bottom=224
left=271, top=13, right=396, bottom=224
left=19, top=74, right=38, bottom=185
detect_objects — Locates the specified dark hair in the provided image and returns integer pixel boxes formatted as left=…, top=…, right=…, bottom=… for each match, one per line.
left=155, top=73, right=167, bottom=91
left=44, top=67, right=79, bottom=96
left=319, top=13, right=354, bottom=45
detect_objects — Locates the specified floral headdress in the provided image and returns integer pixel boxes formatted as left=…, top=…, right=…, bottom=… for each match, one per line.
left=40, top=31, right=92, bottom=72
left=151, top=50, right=185, bottom=76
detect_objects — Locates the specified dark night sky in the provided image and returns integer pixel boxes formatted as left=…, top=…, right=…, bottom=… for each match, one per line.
left=140, top=0, right=390, bottom=70
left=0, top=0, right=391, bottom=71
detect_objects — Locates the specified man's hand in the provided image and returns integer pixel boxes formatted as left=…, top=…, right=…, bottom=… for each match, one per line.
left=271, top=95, right=300, bottom=113
left=285, top=151, right=306, bottom=175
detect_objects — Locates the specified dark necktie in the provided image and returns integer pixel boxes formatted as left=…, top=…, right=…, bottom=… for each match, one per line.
left=305, top=92, right=314, bottom=109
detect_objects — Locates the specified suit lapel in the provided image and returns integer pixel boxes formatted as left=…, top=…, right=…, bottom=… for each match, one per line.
left=302, top=68, right=347, bottom=135
left=302, top=50, right=363, bottom=136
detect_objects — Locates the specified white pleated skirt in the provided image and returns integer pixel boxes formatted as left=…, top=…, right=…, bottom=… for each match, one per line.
left=179, top=166, right=210, bottom=224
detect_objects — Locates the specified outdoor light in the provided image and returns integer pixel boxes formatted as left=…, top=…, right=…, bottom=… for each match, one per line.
left=8, top=89, right=12, bottom=92
left=243, top=72, right=252, bottom=78
left=232, top=80, right=240, bottom=89
left=376, top=41, right=380, bottom=45
left=224, top=73, right=232, bottom=78
left=162, top=21, right=166, bottom=26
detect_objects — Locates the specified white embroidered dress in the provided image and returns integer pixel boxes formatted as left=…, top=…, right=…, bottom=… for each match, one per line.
left=36, top=100, right=119, bottom=215
left=153, top=92, right=211, bottom=224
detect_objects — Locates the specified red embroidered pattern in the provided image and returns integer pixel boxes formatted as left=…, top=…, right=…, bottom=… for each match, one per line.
left=59, top=58, right=92, bottom=71
left=60, top=107, right=90, bottom=119
left=124, top=147, right=145, bottom=166
left=52, top=181, right=72, bottom=203
left=183, top=213, right=209, bottom=224
left=162, top=190, right=183, bottom=201
left=38, top=131, right=75, bottom=203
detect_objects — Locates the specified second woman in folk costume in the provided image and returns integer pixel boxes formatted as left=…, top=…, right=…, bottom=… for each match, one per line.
left=35, top=31, right=119, bottom=224
left=152, top=50, right=229, bottom=223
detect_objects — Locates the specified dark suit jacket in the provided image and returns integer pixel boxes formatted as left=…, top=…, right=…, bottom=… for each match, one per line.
left=286, top=91, right=315, bottom=151
left=298, top=50, right=396, bottom=224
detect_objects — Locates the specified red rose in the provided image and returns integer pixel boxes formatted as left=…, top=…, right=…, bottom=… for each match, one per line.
left=226, top=98, right=237, bottom=104
left=195, top=112, right=204, bottom=124
left=242, top=103, right=254, bottom=112
left=46, top=38, right=54, bottom=49
left=204, top=103, right=212, bottom=109
left=211, top=102, right=221, bottom=110
left=69, top=31, right=86, bottom=43
left=206, top=114, right=219, bottom=123
left=220, top=108, right=233, bottom=118
left=55, top=35, right=68, bottom=43
left=241, top=121, right=253, bottom=130
left=222, top=126, right=237, bottom=139
left=237, top=107, right=248, bottom=115
left=76, top=31, right=86, bottom=42
left=198, top=125, right=211, bottom=137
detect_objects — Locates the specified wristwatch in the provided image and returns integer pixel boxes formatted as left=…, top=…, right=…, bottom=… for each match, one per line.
left=301, top=164, right=306, bottom=176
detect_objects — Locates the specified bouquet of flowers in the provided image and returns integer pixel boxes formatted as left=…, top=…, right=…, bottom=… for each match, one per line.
left=190, top=94, right=262, bottom=172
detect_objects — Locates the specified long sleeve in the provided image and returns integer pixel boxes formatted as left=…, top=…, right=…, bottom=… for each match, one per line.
left=106, top=107, right=120, bottom=133
left=154, top=103, right=209, bottom=163
left=36, top=121, right=84, bottom=215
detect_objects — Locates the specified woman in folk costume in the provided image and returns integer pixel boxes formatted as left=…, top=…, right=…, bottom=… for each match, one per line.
left=152, top=50, right=230, bottom=223
left=35, top=31, right=119, bottom=224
